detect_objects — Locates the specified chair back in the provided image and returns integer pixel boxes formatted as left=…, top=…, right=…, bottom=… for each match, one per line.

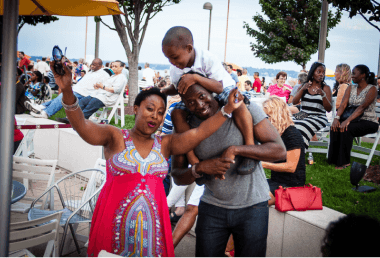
left=55, top=169, right=106, bottom=221
left=12, top=156, right=57, bottom=210
left=9, top=212, right=62, bottom=257
left=14, top=129, right=36, bottom=158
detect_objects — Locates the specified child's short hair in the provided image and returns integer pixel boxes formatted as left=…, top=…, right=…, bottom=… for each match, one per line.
left=245, top=80, right=252, bottom=87
left=162, top=26, right=193, bottom=48
left=44, top=76, right=50, bottom=83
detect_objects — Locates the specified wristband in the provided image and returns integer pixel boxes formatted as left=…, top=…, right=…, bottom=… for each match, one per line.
left=321, top=92, right=326, bottom=98
left=191, top=163, right=203, bottom=178
left=61, top=96, right=79, bottom=111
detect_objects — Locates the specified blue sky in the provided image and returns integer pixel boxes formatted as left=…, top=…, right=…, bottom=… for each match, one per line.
left=18, top=0, right=380, bottom=74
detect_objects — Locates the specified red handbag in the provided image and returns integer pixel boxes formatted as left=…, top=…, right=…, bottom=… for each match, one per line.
left=275, top=184, right=323, bottom=212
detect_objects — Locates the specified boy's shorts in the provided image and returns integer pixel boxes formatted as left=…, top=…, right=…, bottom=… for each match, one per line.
left=174, top=85, right=252, bottom=113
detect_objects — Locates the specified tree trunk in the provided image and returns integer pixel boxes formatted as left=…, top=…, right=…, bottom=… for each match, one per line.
left=128, top=54, right=139, bottom=107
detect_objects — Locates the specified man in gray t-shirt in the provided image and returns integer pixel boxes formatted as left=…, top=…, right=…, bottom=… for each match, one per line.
left=171, top=83, right=286, bottom=257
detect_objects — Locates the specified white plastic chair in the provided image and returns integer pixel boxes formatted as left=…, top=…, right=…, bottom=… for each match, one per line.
left=14, top=129, right=36, bottom=158
left=138, top=80, right=149, bottom=92
left=9, top=212, right=63, bottom=257
left=350, top=104, right=380, bottom=167
left=11, top=156, right=57, bottom=213
left=92, top=85, right=127, bottom=127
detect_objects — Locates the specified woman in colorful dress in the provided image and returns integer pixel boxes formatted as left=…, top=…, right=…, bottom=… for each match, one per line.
left=49, top=59, right=243, bottom=257
left=25, top=70, right=43, bottom=101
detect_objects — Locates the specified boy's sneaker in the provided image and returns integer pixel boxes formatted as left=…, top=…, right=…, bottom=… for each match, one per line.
left=30, top=110, right=48, bottom=119
left=24, top=101, right=43, bottom=113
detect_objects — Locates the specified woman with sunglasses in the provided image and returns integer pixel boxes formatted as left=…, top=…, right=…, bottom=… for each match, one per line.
left=328, top=65, right=378, bottom=169
left=292, top=62, right=332, bottom=148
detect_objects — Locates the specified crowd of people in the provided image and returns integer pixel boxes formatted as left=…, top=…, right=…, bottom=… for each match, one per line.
left=8, top=25, right=380, bottom=257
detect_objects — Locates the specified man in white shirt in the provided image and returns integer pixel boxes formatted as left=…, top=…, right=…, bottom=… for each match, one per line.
left=30, top=58, right=110, bottom=118
left=58, top=60, right=127, bottom=122
left=142, top=62, right=156, bottom=86
left=36, top=57, right=50, bottom=76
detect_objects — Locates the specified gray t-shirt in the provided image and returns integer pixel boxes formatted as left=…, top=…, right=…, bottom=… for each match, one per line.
left=189, top=103, right=270, bottom=209
left=290, top=84, right=301, bottom=97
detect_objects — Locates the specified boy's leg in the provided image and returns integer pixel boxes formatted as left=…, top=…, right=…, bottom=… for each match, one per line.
left=233, top=104, right=254, bottom=145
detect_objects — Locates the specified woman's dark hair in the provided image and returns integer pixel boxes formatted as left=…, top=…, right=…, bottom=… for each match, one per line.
left=306, top=61, right=326, bottom=87
left=33, top=71, right=43, bottom=82
left=354, top=64, right=376, bottom=85
left=44, top=76, right=50, bottom=83
left=321, top=214, right=380, bottom=257
left=134, top=87, right=167, bottom=110
left=16, top=67, right=23, bottom=77
left=332, top=80, right=339, bottom=97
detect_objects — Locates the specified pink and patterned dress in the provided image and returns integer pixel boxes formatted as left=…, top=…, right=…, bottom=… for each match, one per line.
left=88, top=129, right=174, bottom=257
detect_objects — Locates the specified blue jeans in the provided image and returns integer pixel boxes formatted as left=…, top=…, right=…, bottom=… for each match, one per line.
left=78, top=96, right=105, bottom=119
left=43, top=92, right=84, bottom=117
left=195, top=201, right=269, bottom=257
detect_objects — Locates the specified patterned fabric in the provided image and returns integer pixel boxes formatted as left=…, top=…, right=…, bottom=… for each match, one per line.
left=162, top=102, right=178, bottom=135
left=87, top=130, right=174, bottom=257
left=293, top=92, right=328, bottom=148
left=267, top=84, right=293, bottom=102
left=25, top=82, right=41, bottom=100
left=348, top=84, right=378, bottom=123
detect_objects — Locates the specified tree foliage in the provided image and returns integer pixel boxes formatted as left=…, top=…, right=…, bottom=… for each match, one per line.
left=98, top=0, right=181, bottom=106
left=18, top=16, right=59, bottom=34
left=244, top=0, right=342, bottom=69
left=328, top=0, right=380, bottom=32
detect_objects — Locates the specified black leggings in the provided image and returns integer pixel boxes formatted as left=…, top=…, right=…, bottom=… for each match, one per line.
left=327, top=120, right=378, bottom=167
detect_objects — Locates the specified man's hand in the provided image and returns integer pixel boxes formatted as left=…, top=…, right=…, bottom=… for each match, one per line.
left=178, top=74, right=197, bottom=94
left=94, top=82, right=103, bottom=90
left=221, top=146, right=237, bottom=162
left=197, top=157, right=235, bottom=180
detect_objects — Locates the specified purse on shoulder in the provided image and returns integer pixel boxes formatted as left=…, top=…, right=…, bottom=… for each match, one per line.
left=275, top=184, right=323, bottom=212
left=340, top=105, right=363, bottom=122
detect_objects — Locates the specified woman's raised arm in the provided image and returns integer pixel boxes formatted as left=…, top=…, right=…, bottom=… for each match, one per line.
left=50, top=60, right=117, bottom=147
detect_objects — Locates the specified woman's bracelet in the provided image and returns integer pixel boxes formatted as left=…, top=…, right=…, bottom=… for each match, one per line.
left=61, top=96, right=79, bottom=111
left=191, top=163, right=203, bottom=178
left=321, top=92, right=327, bottom=98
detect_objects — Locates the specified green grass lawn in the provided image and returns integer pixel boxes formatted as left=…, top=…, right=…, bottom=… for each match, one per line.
left=264, top=142, right=380, bottom=221
left=50, top=94, right=380, bottom=220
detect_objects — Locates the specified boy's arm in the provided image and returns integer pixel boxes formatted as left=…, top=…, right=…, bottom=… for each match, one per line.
left=178, top=73, right=223, bottom=95
left=161, top=84, right=179, bottom=96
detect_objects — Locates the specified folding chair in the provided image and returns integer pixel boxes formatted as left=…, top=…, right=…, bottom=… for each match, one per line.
left=91, top=85, right=127, bottom=127
left=11, top=156, right=57, bottom=213
left=350, top=104, right=380, bottom=167
left=9, top=212, right=63, bottom=257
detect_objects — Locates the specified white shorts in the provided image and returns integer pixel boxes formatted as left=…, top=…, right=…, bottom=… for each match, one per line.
left=187, top=184, right=205, bottom=206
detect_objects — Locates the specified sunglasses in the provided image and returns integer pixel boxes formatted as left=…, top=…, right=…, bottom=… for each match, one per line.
left=52, top=45, right=67, bottom=75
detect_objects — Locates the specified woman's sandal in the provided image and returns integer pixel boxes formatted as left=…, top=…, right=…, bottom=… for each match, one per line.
left=170, top=212, right=182, bottom=223
left=335, top=164, right=351, bottom=170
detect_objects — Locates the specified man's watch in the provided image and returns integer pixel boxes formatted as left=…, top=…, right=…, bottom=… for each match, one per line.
left=221, top=106, right=232, bottom=118
left=335, top=115, right=340, bottom=120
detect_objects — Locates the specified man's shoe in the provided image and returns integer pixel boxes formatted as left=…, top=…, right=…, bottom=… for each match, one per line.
left=24, top=101, right=43, bottom=113
left=30, top=110, right=48, bottom=119
left=56, top=117, right=70, bottom=124
left=236, top=157, right=258, bottom=175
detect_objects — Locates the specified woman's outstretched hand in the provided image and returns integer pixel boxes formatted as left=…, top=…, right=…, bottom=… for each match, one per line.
left=49, top=59, right=72, bottom=92
left=224, top=87, right=244, bottom=113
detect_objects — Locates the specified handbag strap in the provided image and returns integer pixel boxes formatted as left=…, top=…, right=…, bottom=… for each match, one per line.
left=284, top=185, right=318, bottom=211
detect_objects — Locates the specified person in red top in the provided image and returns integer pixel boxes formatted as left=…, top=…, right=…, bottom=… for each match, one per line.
left=18, top=51, right=30, bottom=72
left=253, top=72, right=262, bottom=93
left=14, top=119, right=24, bottom=154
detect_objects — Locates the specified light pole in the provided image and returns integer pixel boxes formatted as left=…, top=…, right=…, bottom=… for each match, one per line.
left=203, top=2, right=212, bottom=51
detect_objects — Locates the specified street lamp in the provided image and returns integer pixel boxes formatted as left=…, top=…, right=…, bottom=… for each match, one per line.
left=203, top=2, right=212, bottom=51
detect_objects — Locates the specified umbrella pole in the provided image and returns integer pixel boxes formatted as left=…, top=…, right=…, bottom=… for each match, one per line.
left=0, top=0, right=19, bottom=256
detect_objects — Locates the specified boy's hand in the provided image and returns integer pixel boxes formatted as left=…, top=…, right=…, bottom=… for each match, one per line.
left=224, top=87, right=244, bottom=114
left=178, top=74, right=197, bottom=94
